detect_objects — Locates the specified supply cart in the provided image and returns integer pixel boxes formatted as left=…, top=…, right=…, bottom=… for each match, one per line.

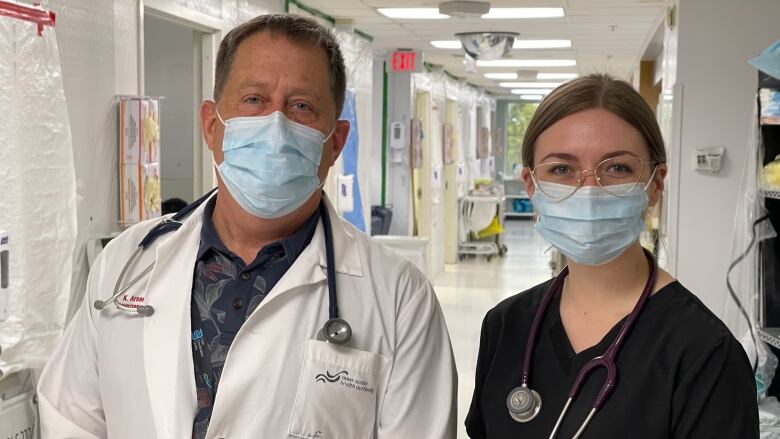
left=458, top=188, right=508, bottom=261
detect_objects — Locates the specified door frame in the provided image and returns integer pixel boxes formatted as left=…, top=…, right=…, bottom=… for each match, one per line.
left=139, top=0, right=224, bottom=199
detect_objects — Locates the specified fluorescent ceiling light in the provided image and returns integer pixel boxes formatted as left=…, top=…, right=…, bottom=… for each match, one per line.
left=499, top=82, right=562, bottom=88
left=518, top=94, right=544, bottom=101
left=477, top=59, right=576, bottom=67
left=484, top=73, right=518, bottom=80
left=537, top=72, right=579, bottom=80
left=510, top=88, right=553, bottom=95
left=431, top=40, right=462, bottom=49
left=378, top=8, right=449, bottom=19
left=483, top=8, right=564, bottom=19
left=513, top=39, right=571, bottom=49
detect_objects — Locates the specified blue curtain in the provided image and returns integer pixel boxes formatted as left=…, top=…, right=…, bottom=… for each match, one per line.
left=339, top=89, right=365, bottom=232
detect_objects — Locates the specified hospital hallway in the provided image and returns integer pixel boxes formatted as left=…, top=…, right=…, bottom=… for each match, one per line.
left=3, top=0, right=780, bottom=436
left=435, top=218, right=551, bottom=437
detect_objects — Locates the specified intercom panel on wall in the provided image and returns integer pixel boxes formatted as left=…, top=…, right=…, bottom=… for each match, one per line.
left=0, top=230, right=8, bottom=322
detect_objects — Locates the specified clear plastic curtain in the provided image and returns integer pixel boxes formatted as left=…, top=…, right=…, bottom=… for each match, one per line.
left=0, top=14, right=77, bottom=374
left=336, top=30, right=373, bottom=233
left=723, top=103, right=777, bottom=344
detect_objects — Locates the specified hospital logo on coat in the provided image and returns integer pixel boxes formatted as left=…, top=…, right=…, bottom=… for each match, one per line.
left=315, top=370, right=348, bottom=383
left=314, top=370, right=375, bottom=394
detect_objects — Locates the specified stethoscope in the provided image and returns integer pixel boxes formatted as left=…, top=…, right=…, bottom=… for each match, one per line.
left=93, top=189, right=353, bottom=345
left=506, top=249, right=657, bottom=438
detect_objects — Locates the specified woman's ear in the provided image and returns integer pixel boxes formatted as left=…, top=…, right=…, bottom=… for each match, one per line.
left=648, top=163, right=668, bottom=207
left=522, top=166, right=535, bottom=198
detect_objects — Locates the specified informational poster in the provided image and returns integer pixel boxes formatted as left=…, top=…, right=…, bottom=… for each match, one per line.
left=478, top=126, right=490, bottom=159
left=442, top=122, right=453, bottom=165
left=339, top=90, right=366, bottom=232
left=119, top=97, right=161, bottom=226
left=411, top=118, right=423, bottom=169
left=492, top=127, right=503, bottom=156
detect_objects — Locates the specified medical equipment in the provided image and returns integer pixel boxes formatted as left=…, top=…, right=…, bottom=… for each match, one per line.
left=93, top=189, right=353, bottom=345
left=389, top=121, right=406, bottom=164
left=0, top=230, right=8, bottom=321
left=506, top=249, right=657, bottom=438
left=337, top=174, right=355, bottom=213
left=458, top=186, right=507, bottom=261
left=0, top=370, right=37, bottom=439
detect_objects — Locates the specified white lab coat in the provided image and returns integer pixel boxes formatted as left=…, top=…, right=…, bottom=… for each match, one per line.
left=37, top=195, right=457, bottom=438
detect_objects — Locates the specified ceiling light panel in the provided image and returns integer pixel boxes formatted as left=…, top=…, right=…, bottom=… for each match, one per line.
left=508, top=88, right=554, bottom=94
left=499, top=82, right=562, bottom=88
left=482, top=8, right=565, bottom=19
left=484, top=73, right=518, bottom=80
left=513, top=39, right=571, bottom=49
left=377, top=8, right=449, bottom=19
left=516, top=94, right=544, bottom=100
left=477, top=59, right=577, bottom=67
left=431, top=40, right=462, bottom=49
left=537, top=73, right=579, bottom=80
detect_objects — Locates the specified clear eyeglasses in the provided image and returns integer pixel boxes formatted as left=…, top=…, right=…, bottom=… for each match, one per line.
left=530, top=154, right=657, bottom=200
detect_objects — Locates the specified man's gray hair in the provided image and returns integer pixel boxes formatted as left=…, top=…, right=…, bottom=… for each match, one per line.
left=214, top=14, right=347, bottom=116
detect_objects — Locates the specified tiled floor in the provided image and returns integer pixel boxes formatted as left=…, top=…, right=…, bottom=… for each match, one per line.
left=435, top=219, right=552, bottom=438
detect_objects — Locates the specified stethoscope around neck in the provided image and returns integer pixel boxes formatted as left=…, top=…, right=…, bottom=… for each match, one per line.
left=93, top=189, right=353, bottom=345
left=506, top=249, right=657, bottom=438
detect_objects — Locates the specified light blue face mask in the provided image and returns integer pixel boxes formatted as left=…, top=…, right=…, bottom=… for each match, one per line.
left=215, top=110, right=334, bottom=219
left=748, top=39, right=780, bottom=81
left=532, top=181, right=650, bottom=266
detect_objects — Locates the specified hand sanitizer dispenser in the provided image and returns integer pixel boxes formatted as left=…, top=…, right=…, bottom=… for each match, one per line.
left=0, top=230, right=8, bottom=321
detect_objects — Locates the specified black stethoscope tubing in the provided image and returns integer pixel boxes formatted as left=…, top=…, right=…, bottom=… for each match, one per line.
left=93, top=189, right=352, bottom=345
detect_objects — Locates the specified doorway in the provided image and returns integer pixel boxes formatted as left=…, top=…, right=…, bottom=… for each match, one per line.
left=142, top=1, right=222, bottom=205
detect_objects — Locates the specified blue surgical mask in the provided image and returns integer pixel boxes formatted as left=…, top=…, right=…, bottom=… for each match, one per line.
left=215, top=110, right=334, bottom=219
left=749, top=39, right=780, bottom=81
left=532, top=182, right=649, bottom=266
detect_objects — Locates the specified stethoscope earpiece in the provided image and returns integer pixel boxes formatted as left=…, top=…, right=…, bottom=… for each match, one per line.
left=506, top=385, right=542, bottom=423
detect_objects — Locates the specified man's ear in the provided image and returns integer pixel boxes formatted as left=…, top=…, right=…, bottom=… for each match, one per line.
left=200, top=100, right=219, bottom=153
left=328, top=119, right=351, bottom=163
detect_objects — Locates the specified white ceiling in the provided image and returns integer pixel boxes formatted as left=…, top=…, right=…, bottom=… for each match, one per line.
left=297, top=0, right=666, bottom=97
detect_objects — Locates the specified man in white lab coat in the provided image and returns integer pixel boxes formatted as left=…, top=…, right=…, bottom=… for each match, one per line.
left=38, top=14, right=457, bottom=439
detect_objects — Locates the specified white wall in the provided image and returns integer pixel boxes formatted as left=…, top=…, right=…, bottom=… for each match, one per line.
left=666, top=0, right=780, bottom=316
left=43, top=0, right=285, bottom=319
left=144, top=15, right=197, bottom=203
left=370, top=58, right=385, bottom=212
left=386, top=71, right=414, bottom=236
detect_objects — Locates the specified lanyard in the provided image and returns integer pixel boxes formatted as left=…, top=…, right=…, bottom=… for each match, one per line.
left=190, top=297, right=216, bottom=402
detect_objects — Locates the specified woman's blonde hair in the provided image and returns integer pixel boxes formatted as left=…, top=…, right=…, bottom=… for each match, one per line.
left=521, top=73, right=666, bottom=167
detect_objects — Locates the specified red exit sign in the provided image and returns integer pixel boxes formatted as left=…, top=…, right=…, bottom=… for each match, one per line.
left=389, top=50, right=423, bottom=73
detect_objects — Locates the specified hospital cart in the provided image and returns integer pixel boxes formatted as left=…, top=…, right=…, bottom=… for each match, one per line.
left=458, top=189, right=508, bottom=262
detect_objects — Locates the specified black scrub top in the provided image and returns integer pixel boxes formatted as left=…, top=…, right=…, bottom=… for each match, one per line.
left=466, top=280, right=759, bottom=439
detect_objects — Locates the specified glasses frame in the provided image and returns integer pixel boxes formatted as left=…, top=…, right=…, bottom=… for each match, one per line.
left=530, top=155, right=659, bottom=201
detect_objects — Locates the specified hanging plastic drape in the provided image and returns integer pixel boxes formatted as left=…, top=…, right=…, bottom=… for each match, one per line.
left=0, top=13, right=77, bottom=374
left=723, top=103, right=777, bottom=344
left=333, top=30, right=372, bottom=232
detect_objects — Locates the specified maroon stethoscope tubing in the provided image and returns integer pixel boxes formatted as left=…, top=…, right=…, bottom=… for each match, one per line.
left=520, top=249, right=658, bottom=411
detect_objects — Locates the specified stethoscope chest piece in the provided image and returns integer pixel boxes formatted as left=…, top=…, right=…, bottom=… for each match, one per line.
left=318, top=318, right=352, bottom=345
left=507, top=385, right=542, bottom=423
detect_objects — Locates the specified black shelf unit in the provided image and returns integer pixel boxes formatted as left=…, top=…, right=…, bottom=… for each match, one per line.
left=754, top=72, right=780, bottom=397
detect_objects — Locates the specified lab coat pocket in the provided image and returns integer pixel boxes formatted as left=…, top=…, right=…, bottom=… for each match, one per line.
left=289, top=339, right=390, bottom=439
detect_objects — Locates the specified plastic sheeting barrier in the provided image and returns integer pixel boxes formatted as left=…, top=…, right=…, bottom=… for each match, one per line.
left=339, top=90, right=365, bottom=232
left=0, top=16, right=77, bottom=372
left=723, top=103, right=777, bottom=344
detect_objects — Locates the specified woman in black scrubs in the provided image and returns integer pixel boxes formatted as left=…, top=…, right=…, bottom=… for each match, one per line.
left=466, top=74, right=759, bottom=438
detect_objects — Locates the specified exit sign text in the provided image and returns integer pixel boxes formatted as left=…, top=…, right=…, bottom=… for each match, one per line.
left=389, top=50, right=423, bottom=73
